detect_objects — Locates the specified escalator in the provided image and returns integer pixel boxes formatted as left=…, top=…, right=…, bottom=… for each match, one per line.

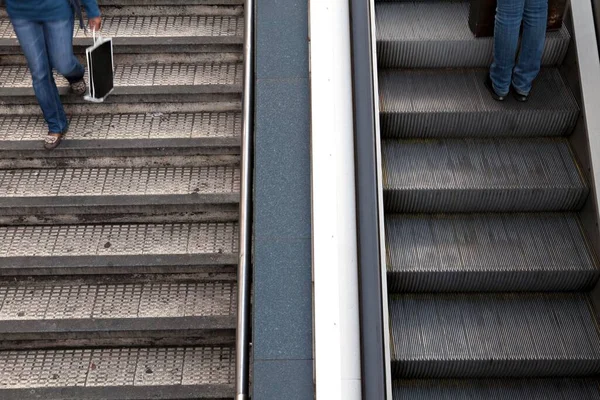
left=374, top=0, right=600, bottom=397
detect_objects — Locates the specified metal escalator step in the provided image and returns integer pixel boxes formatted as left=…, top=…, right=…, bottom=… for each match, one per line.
left=0, top=346, right=234, bottom=399
left=0, top=222, right=238, bottom=275
left=0, top=62, right=242, bottom=97
left=0, top=278, right=235, bottom=344
left=394, top=379, right=600, bottom=399
left=0, top=111, right=241, bottom=157
left=376, top=2, right=569, bottom=68
left=382, top=139, right=587, bottom=213
left=379, top=68, right=579, bottom=138
left=0, top=14, right=244, bottom=47
left=386, top=213, right=599, bottom=292
left=0, top=165, right=239, bottom=216
left=390, top=293, right=600, bottom=378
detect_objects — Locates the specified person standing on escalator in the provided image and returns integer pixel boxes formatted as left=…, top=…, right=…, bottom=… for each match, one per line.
left=5, top=0, right=102, bottom=150
left=485, top=0, right=548, bottom=102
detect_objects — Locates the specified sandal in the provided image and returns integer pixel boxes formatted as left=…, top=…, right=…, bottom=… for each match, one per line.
left=44, top=133, right=64, bottom=150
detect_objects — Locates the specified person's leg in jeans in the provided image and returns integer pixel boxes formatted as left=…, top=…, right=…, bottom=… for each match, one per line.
left=490, top=0, right=525, bottom=96
left=512, top=0, right=548, bottom=95
left=44, top=15, right=85, bottom=88
left=11, top=18, right=68, bottom=134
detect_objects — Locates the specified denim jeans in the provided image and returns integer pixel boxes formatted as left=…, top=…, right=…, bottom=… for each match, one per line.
left=11, top=15, right=84, bottom=133
left=490, top=0, right=548, bottom=96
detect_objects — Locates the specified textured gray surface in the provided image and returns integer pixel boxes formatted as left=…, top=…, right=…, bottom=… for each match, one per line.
left=379, top=68, right=579, bottom=138
left=393, top=379, right=600, bottom=399
left=390, top=293, right=600, bottom=377
left=376, top=2, right=570, bottom=68
left=382, top=139, right=587, bottom=212
left=385, top=213, right=599, bottom=292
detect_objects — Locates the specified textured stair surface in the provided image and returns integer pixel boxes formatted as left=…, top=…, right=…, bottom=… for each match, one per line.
left=376, top=2, right=570, bottom=68
left=394, top=379, right=600, bottom=399
left=0, top=222, right=238, bottom=274
left=0, top=62, right=243, bottom=96
left=390, top=293, right=600, bottom=378
left=379, top=68, right=579, bottom=138
left=0, top=346, right=235, bottom=399
left=382, top=139, right=587, bottom=213
left=386, top=213, right=599, bottom=292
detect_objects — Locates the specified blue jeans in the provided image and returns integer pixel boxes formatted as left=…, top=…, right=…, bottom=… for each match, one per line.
left=490, top=0, right=548, bottom=96
left=11, top=15, right=84, bottom=133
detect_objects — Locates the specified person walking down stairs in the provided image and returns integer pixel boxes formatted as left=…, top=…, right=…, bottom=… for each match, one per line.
left=5, top=0, right=102, bottom=149
left=486, top=0, right=548, bottom=102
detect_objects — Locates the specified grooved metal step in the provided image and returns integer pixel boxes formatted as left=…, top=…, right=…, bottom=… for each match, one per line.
left=0, top=165, right=240, bottom=216
left=0, top=111, right=241, bottom=157
left=379, top=68, right=579, bottom=138
left=0, top=222, right=238, bottom=275
left=0, top=14, right=244, bottom=47
left=0, top=278, right=236, bottom=344
left=390, top=293, right=600, bottom=378
left=376, top=2, right=569, bottom=68
left=0, top=346, right=234, bottom=399
left=394, top=379, right=600, bottom=399
left=382, top=139, right=587, bottom=213
left=0, top=62, right=242, bottom=97
left=386, top=213, right=599, bottom=292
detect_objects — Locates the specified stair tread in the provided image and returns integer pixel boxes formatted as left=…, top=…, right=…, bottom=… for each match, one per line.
left=383, top=138, right=587, bottom=212
left=394, top=379, right=600, bottom=399
left=385, top=213, right=599, bottom=292
left=0, top=345, right=234, bottom=394
left=390, top=293, right=600, bottom=377
left=0, top=15, right=243, bottom=45
left=0, top=62, right=242, bottom=96
left=379, top=68, right=579, bottom=138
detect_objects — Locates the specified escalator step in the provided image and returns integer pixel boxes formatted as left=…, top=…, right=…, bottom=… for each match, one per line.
left=393, top=379, right=600, bottom=400
left=386, top=213, right=599, bottom=292
left=376, top=2, right=569, bottom=68
left=379, top=68, right=578, bottom=138
left=390, top=293, right=600, bottom=378
left=382, top=139, right=587, bottom=213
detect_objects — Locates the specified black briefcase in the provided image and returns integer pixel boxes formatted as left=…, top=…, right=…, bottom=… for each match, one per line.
left=469, top=0, right=569, bottom=37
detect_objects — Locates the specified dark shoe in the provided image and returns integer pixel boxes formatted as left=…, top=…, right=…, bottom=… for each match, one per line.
left=485, top=75, right=506, bottom=101
left=511, top=86, right=529, bottom=102
left=70, top=78, right=87, bottom=96
left=44, top=132, right=64, bottom=150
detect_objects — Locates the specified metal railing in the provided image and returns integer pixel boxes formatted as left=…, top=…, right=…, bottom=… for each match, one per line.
left=235, top=0, right=254, bottom=396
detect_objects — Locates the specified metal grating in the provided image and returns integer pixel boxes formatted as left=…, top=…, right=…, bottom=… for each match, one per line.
left=376, top=2, right=570, bottom=68
left=0, top=63, right=243, bottom=89
left=0, top=346, right=234, bottom=388
left=382, top=139, right=588, bottom=213
left=385, top=213, right=599, bottom=292
left=0, top=222, right=239, bottom=257
left=0, top=16, right=244, bottom=40
left=394, top=379, right=600, bottom=400
left=0, top=281, right=236, bottom=320
left=0, top=165, right=240, bottom=197
left=390, top=293, right=600, bottom=377
left=378, top=68, right=579, bottom=138
left=0, top=112, right=241, bottom=141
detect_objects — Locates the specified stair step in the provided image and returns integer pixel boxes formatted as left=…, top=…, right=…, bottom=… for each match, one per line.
left=379, top=68, right=579, bottom=138
left=0, top=278, right=235, bottom=346
left=0, top=165, right=239, bottom=217
left=394, top=379, right=600, bottom=399
left=0, top=346, right=234, bottom=399
left=0, top=62, right=242, bottom=97
left=376, top=2, right=569, bottom=68
left=382, top=139, right=587, bottom=213
left=390, top=293, right=600, bottom=378
left=0, top=13, right=243, bottom=48
left=0, top=222, right=238, bottom=275
left=0, top=111, right=241, bottom=158
left=386, top=213, right=599, bottom=292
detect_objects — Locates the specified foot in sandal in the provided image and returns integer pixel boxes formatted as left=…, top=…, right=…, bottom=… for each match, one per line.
left=44, top=132, right=64, bottom=150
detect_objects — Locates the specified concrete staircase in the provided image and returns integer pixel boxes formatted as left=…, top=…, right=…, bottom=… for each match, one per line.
left=0, top=1, right=242, bottom=398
